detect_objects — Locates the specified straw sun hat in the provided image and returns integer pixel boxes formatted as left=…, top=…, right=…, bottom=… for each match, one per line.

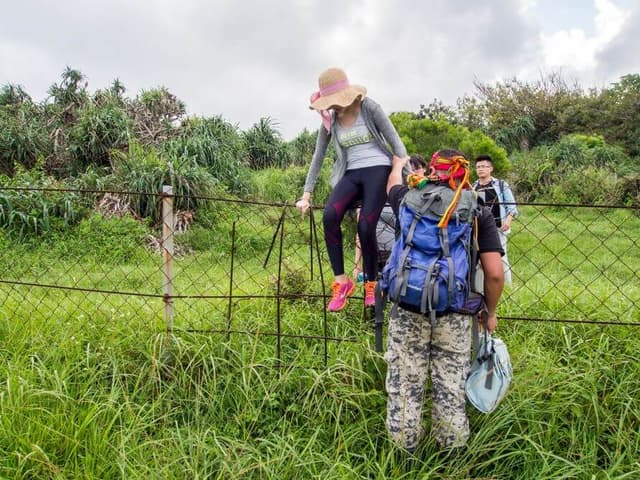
left=309, top=67, right=367, bottom=111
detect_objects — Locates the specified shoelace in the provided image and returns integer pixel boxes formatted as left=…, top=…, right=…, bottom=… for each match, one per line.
left=330, top=281, right=343, bottom=299
left=365, top=281, right=376, bottom=298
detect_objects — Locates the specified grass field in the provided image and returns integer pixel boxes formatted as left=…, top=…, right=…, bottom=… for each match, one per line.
left=0, top=203, right=639, bottom=478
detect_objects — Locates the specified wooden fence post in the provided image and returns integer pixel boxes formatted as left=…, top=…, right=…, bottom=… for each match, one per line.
left=162, top=185, right=175, bottom=335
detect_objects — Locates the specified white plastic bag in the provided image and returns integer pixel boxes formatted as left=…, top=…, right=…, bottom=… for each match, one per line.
left=465, top=330, right=513, bottom=413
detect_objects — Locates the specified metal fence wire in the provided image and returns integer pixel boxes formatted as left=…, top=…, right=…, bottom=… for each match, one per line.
left=0, top=187, right=639, bottom=368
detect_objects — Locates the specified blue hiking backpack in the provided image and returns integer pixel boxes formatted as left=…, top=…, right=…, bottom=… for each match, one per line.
left=380, top=182, right=480, bottom=323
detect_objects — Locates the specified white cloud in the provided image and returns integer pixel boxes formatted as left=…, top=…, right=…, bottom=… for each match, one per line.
left=0, top=0, right=637, bottom=139
left=540, top=0, right=630, bottom=73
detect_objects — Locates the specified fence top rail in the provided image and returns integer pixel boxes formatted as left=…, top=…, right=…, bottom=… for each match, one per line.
left=1, top=186, right=639, bottom=211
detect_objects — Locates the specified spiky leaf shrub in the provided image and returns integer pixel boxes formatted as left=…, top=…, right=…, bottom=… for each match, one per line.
left=0, top=98, right=51, bottom=176
left=287, top=128, right=317, bottom=166
left=68, top=100, right=131, bottom=173
left=243, top=117, right=290, bottom=169
left=108, top=142, right=216, bottom=223
left=163, top=116, right=246, bottom=194
left=0, top=165, right=85, bottom=237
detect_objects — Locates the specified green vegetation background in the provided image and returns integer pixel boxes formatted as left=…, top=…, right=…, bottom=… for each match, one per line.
left=0, top=68, right=639, bottom=478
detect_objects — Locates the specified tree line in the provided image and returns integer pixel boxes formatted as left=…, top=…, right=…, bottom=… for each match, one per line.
left=0, top=67, right=638, bottom=236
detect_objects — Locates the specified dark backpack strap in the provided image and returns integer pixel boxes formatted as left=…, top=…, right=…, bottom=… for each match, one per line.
left=466, top=210, right=480, bottom=300
left=373, top=281, right=387, bottom=353
left=421, top=262, right=439, bottom=314
left=395, top=195, right=438, bottom=302
left=438, top=227, right=455, bottom=306
left=404, top=193, right=438, bottom=246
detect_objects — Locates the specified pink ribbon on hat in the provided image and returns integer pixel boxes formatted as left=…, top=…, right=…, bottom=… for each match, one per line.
left=319, top=79, right=349, bottom=96
left=310, top=91, right=332, bottom=132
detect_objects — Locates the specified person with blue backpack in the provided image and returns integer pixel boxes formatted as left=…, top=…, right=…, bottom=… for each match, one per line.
left=352, top=155, right=427, bottom=283
left=382, top=151, right=505, bottom=452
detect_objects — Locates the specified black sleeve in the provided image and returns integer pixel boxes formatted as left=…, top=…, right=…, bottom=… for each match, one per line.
left=388, top=185, right=408, bottom=217
left=477, top=206, right=504, bottom=255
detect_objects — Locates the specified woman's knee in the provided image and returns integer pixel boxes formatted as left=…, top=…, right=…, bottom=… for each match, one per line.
left=357, top=220, right=376, bottom=243
left=323, top=205, right=339, bottom=228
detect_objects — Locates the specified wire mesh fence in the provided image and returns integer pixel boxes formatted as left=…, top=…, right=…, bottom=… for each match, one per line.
left=1, top=186, right=639, bottom=368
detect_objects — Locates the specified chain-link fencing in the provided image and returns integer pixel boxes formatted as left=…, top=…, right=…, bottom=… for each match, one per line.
left=1, top=187, right=638, bottom=368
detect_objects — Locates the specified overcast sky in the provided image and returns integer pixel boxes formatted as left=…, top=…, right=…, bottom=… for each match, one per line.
left=1, top=0, right=638, bottom=140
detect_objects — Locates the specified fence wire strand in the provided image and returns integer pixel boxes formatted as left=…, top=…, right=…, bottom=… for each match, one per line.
left=1, top=186, right=639, bottom=369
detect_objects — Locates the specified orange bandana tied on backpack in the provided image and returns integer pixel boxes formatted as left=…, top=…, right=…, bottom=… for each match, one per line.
left=429, top=152, right=472, bottom=228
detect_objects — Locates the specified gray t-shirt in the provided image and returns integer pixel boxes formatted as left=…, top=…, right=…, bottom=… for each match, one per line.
left=335, top=113, right=392, bottom=171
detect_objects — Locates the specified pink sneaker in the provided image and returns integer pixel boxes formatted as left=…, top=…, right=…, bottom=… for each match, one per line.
left=364, top=281, right=377, bottom=307
left=327, top=278, right=356, bottom=312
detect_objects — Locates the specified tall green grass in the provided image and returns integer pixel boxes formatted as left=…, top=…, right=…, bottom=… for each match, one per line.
left=0, top=205, right=639, bottom=478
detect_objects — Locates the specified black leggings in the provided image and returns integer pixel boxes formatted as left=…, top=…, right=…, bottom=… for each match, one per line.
left=323, top=165, right=390, bottom=280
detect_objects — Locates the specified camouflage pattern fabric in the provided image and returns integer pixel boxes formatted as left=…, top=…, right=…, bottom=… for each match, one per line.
left=384, top=306, right=471, bottom=450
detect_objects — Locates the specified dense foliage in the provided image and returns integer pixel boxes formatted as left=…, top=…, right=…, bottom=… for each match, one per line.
left=390, top=112, right=510, bottom=178
left=422, top=72, right=640, bottom=158
left=1, top=67, right=638, bottom=237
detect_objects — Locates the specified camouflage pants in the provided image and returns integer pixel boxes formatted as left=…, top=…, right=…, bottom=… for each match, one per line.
left=384, top=306, right=471, bottom=450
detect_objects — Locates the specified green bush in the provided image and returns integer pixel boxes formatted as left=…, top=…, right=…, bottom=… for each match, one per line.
left=107, top=142, right=216, bottom=223
left=0, top=100, right=51, bottom=176
left=287, top=128, right=317, bottom=167
left=510, top=136, right=638, bottom=204
left=390, top=112, right=510, bottom=179
left=248, top=165, right=307, bottom=203
left=248, top=162, right=332, bottom=206
left=547, top=166, right=625, bottom=204
left=509, top=148, right=556, bottom=202
left=68, top=100, right=131, bottom=173
left=0, top=165, right=86, bottom=238
left=163, top=116, right=246, bottom=194
left=550, top=134, right=630, bottom=170
left=243, top=117, right=290, bottom=169
left=50, top=212, right=150, bottom=264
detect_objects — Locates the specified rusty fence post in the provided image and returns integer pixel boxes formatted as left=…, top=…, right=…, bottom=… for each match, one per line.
left=162, top=185, right=175, bottom=337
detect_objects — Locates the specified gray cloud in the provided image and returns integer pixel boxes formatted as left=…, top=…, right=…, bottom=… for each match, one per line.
left=596, top=5, right=640, bottom=82
left=0, top=0, right=636, bottom=139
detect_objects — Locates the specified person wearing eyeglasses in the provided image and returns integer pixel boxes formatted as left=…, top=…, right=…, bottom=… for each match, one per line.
left=472, top=155, right=518, bottom=285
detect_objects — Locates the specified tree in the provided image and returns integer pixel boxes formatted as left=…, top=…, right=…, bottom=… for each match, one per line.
left=129, top=87, right=186, bottom=146
left=472, top=72, right=584, bottom=152
left=390, top=112, right=510, bottom=179
left=243, top=117, right=290, bottom=169
left=287, top=128, right=317, bottom=167
left=417, top=98, right=456, bottom=123
left=596, top=74, right=640, bottom=156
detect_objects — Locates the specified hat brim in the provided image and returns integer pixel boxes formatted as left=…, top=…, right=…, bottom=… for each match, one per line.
left=309, top=85, right=367, bottom=111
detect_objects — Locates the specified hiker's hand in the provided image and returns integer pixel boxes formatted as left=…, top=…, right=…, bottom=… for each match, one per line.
left=352, top=266, right=362, bottom=281
left=482, top=312, right=498, bottom=333
left=296, top=197, right=311, bottom=217
left=501, top=213, right=513, bottom=232
left=392, top=155, right=409, bottom=169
